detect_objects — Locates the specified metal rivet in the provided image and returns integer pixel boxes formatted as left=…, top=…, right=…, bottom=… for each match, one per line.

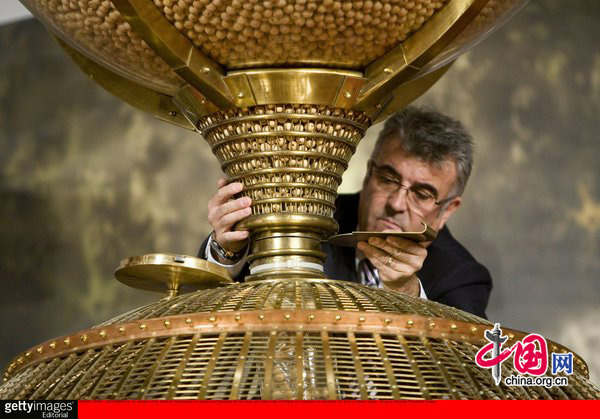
left=284, top=314, right=291, bottom=320
left=429, top=322, right=435, bottom=329
left=383, top=68, right=393, bottom=74
left=471, top=326, right=478, bottom=333
left=407, top=320, right=414, bottom=327
left=201, top=99, right=207, bottom=104
left=238, top=92, right=245, bottom=98
left=49, top=342, right=56, bottom=349
left=209, top=316, right=216, bottom=322
left=164, top=320, right=170, bottom=328
left=139, top=324, right=146, bottom=330
left=344, top=91, right=352, bottom=99
left=509, top=333, right=514, bottom=339
left=80, top=335, right=88, bottom=343
left=358, top=317, right=365, bottom=323
left=99, top=330, right=106, bottom=338
left=308, top=314, right=315, bottom=320
left=202, top=67, right=210, bottom=74
left=37, top=347, right=43, bottom=354
left=259, top=314, right=265, bottom=321
left=235, top=315, right=241, bottom=321
left=169, top=111, right=177, bottom=117
left=25, top=352, right=31, bottom=358
left=451, top=324, right=458, bottom=330
left=63, top=339, right=70, bottom=346
left=118, top=327, right=125, bottom=334
left=384, top=318, right=391, bottom=324
left=335, top=315, right=341, bottom=321
left=376, top=103, right=382, bottom=109
left=185, top=318, right=192, bottom=324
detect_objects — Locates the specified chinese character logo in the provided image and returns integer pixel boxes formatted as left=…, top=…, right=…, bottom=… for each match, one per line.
left=475, top=323, right=548, bottom=385
left=552, top=353, right=573, bottom=375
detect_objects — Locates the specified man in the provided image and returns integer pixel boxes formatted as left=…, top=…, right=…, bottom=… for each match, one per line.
left=200, top=106, right=492, bottom=318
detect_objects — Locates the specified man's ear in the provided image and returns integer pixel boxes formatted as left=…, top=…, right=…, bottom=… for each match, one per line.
left=437, top=196, right=462, bottom=230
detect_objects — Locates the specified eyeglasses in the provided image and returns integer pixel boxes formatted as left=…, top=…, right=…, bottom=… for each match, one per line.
left=368, top=161, right=454, bottom=212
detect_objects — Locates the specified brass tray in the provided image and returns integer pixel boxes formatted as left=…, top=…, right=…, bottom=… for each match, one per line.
left=328, top=222, right=437, bottom=247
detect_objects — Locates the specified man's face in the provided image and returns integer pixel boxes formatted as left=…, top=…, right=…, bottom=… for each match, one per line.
left=357, top=138, right=462, bottom=235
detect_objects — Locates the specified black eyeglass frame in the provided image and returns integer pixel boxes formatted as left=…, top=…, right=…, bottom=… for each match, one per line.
left=367, top=160, right=456, bottom=208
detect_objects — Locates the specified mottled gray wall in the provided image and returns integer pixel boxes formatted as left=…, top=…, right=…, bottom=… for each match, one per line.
left=1, top=0, right=599, bottom=386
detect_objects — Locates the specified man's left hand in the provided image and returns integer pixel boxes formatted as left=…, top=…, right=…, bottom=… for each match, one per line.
left=357, top=236, right=427, bottom=296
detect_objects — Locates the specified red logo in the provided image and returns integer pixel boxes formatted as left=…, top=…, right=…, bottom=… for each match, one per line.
left=476, top=327, right=548, bottom=376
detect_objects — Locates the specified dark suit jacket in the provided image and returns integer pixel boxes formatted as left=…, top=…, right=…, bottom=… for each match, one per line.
left=324, top=193, right=492, bottom=318
left=199, top=192, right=492, bottom=318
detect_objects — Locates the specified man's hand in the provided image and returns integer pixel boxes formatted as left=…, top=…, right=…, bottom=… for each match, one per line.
left=207, top=178, right=252, bottom=253
left=357, top=236, right=427, bottom=296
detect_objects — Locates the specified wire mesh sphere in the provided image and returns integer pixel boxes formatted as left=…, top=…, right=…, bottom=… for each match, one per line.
left=2, top=279, right=598, bottom=400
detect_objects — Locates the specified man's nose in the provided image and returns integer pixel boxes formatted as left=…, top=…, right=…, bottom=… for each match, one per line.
left=386, top=186, right=409, bottom=213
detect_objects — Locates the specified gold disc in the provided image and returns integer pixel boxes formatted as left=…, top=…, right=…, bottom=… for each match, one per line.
left=115, top=253, right=233, bottom=296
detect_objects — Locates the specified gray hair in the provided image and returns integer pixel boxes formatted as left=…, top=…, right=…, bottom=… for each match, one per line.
left=373, top=106, right=474, bottom=198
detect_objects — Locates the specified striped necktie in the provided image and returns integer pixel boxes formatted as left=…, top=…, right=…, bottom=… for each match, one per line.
left=358, top=258, right=380, bottom=288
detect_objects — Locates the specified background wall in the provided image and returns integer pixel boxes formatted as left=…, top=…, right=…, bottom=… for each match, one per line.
left=1, top=0, right=599, bottom=386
